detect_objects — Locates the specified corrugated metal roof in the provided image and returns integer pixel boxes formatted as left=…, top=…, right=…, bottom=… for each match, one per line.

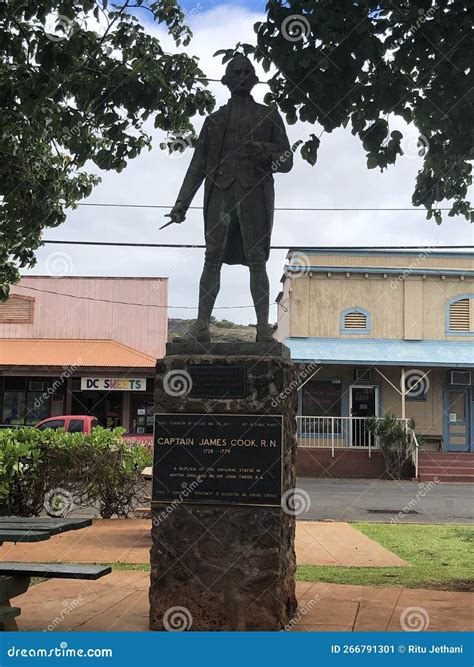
left=285, top=338, right=474, bottom=368
left=0, top=339, right=156, bottom=368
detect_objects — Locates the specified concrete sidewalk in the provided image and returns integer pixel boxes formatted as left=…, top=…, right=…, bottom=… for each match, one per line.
left=12, top=571, right=473, bottom=632
left=1, top=519, right=407, bottom=568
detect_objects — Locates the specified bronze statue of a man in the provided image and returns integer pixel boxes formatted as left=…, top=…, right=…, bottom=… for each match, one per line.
left=167, top=55, right=293, bottom=343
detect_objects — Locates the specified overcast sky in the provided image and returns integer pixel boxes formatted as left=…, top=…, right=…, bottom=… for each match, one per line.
left=28, top=1, right=473, bottom=325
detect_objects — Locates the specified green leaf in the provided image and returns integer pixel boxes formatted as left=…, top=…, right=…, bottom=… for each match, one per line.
left=0, top=0, right=215, bottom=298
left=301, top=134, right=320, bottom=166
left=243, top=0, right=471, bottom=224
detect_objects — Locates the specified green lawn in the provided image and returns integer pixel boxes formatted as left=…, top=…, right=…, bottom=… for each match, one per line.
left=30, top=523, right=473, bottom=592
left=297, top=522, right=474, bottom=591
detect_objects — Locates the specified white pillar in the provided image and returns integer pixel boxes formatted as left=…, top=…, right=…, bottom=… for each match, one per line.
left=401, top=367, right=406, bottom=420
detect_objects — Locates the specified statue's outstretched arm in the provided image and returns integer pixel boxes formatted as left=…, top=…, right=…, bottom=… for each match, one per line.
left=169, top=119, right=210, bottom=223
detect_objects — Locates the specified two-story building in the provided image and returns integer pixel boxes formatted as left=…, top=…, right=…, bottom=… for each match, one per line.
left=276, top=249, right=474, bottom=482
left=0, top=276, right=168, bottom=434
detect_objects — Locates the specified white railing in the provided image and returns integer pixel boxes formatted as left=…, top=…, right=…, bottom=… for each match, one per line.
left=297, top=417, right=377, bottom=456
left=297, top=416, right=409, bottom=458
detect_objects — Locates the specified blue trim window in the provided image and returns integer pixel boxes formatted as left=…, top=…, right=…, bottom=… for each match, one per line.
left=446, top=294, right=474, bottom=336
left=340, top=307, right=371, bottom=334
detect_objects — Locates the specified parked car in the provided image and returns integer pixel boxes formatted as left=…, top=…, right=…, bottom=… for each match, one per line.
left=34, top=415, right=153, bottom=441
left=34, top=415, right=99, bottom=433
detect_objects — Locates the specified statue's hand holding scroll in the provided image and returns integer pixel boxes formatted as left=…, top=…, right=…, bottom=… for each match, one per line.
left=241, top=141, right=273, bottom=166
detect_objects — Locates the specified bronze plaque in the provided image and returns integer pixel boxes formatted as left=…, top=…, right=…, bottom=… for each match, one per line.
left=152, top=413, right=282, bottom=507
left=188, top=365, right=247, bottom=399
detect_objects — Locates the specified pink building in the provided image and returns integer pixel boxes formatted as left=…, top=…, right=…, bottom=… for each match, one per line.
left=0, top=277, right=168, bottom=432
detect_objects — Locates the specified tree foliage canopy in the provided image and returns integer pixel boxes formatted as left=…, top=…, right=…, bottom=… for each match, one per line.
left=0, top=0, right=214, bottom=295
left=218, top=0, right=472, bottom=224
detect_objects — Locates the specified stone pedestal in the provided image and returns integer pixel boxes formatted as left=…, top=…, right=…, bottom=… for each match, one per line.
left=149, top=342, right=297, bottom=631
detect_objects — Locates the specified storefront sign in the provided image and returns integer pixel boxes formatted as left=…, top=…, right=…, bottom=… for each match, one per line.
left=80, top=377, right=146, bottom=391
left=152, top=413, right=283, bottom=507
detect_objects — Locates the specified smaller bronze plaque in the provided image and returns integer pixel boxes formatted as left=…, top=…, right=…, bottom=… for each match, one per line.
left=188, top=365, right=247, bottom=399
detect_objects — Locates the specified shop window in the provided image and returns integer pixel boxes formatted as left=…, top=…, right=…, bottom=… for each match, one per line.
left=26, top=392, right=51, bottom=425
left=301, top=380, right=342, bottom=435
left=302, top=380, right=342, bottom=416
left=130, top=394, right=154, bottom=434
left=71, top=391, right=122, bottom=429
left=340, top=307, right=371, bottom=334
left=1, top=377, right=55, bottom=426
left=446, top=295, right=474, bottom=335
left=2, top=391, right=26, bottom=426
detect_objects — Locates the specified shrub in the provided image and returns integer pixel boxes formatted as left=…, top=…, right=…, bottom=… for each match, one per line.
left=366, top=413, right=420, bottom=480
left=0, top=428, right=44, bottom=516
left=212, top=318, right=236, bottom=328
left=0, top=427, right=152, bottom=518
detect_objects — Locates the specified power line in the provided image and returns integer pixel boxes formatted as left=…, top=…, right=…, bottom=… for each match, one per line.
left=197, top=78, right=269, bottom=84
left=14, top=284, right=263, bottom=310
left=76, top=202, right=461, bottom=212
left=42, top=240, right=474, bottom=250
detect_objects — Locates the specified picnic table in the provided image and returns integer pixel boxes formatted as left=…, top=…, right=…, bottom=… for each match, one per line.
left=0, top=516, right=92, bottom=545
left=0, top=516, right=111, bottom=631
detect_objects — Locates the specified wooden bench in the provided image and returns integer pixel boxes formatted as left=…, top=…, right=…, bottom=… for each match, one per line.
left=0, top=564, right=111, bottom=630
left=0, top=563, right=111, bottom=580
left=0, top=530, right=51, bottom=543
left=0, top=575, right=30, bottom=632
left=0, top=516, right=104, bottom=630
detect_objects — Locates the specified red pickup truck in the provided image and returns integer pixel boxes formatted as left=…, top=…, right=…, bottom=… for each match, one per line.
left=34, top=415, right=153, bottom=442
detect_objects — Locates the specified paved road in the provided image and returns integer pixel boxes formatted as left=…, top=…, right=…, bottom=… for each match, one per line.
left=296, top=478, right=474, bottom=524
left=63, top=478, right=472, bottom=524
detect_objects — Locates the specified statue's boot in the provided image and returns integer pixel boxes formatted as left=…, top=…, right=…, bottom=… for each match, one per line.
left=256, top=324, right=275, bottom=343
left=173, top=319, right=211, bottom=344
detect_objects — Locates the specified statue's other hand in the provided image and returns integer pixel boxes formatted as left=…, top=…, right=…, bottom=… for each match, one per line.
left=241, top=141, right=264, bottom=157
left=166, top=207, right=186, bottom=224
left=243, top=141, right=272, bottom=165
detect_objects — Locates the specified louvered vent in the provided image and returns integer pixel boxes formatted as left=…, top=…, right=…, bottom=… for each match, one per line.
left=449, top=298, right=470, bottom=332
left=344, top=311, right=367, bottom=330
left=0, top=296, right=34, bottom=323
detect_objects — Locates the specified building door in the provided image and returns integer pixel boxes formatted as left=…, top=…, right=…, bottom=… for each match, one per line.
left=444, top=386, right=473, bottom=452
left=349, top=385, right=378, bottom=446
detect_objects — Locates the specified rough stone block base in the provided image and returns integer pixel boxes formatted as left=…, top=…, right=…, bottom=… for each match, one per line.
left=149, top=344, right=297, bottom=631
left=150, top=504, right=296, bottom=631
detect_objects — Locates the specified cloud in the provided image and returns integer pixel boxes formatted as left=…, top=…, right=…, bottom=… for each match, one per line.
left=31, top=3, right=473, bottom=325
